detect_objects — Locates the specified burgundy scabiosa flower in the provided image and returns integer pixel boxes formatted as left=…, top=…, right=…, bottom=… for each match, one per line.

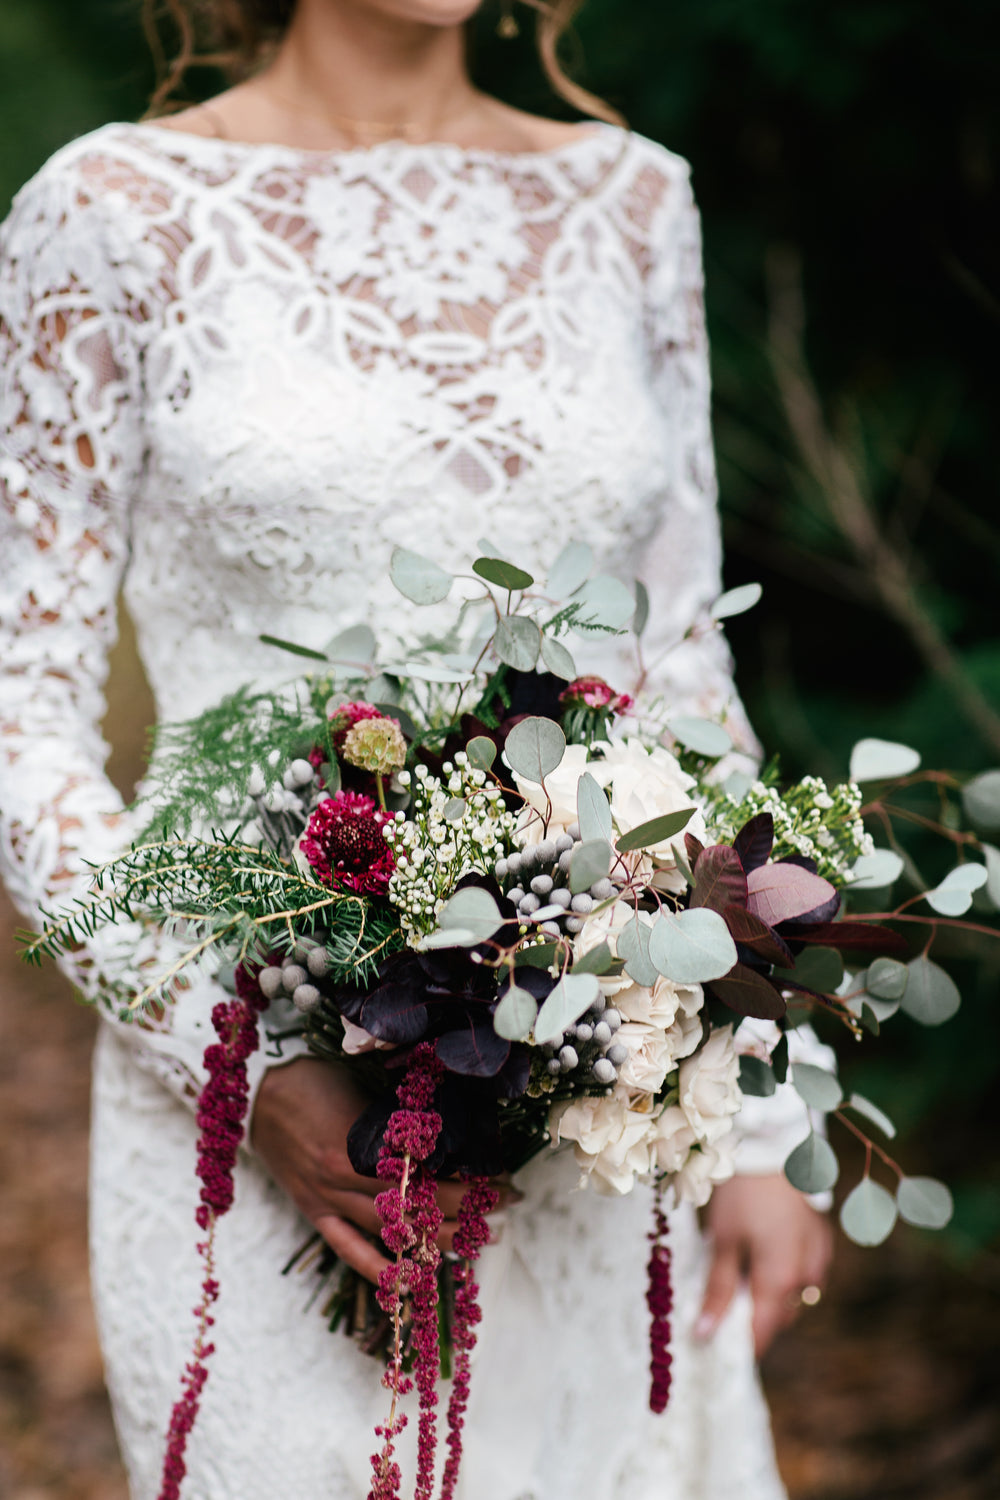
left=300, top=790, right=395, bottom=894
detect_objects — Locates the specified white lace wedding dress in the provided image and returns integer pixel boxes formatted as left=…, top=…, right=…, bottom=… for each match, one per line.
left=0, top=117, right=828, bottom=1500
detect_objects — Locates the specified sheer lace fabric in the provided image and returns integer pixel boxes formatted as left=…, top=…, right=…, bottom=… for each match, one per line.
left=1, top=120, right=820, bottom=1498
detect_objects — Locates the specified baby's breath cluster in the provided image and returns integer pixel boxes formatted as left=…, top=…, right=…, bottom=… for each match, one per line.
left=385, top=753, right=516, bottom=942
left=717, top=775, right=873, bottom=880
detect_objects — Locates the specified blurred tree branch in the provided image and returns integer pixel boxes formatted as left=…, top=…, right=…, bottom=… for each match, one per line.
left=764, top=245, right=1000, bottom=758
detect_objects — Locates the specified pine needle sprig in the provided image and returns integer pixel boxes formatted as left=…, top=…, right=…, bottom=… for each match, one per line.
left=320, top=898, right=405, bottom=988
left=18, top=834, right=366, bottom=1007
left=136, top=680, right=336, bottom=838
left=544, top=602, right=624, bottom=638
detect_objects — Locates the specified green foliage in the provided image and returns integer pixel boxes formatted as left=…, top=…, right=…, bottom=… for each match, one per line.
left=840, top=1178, right=898, bottom=1247
left=138, top=682, right=334, bottom=838
left=19, top=833, right=346, bottom=995
left=321, top=900, right=405, bottom=989
left=784, top=1132, right=839, bottom=1194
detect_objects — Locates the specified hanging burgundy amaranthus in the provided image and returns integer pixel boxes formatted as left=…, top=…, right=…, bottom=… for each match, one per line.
left=158, top=965, right=267, bottom=1500
left=439, top=1175, right=499, bottom=1500
left=369, top=1046, right=499, bottom=1500
left=646, top=1189, right=673, bottom=1415
left=369, top=1043, right=445, bottom=1500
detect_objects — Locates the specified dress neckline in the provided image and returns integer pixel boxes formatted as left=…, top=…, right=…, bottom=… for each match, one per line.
left=120, top=117, right=625, bottom=169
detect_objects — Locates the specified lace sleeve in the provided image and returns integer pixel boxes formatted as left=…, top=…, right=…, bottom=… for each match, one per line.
left=639, top=159, right=836, bottom=1185
left=0, top=156, right=304, bottom=1113
left=636, top=163, right=759, bottom=764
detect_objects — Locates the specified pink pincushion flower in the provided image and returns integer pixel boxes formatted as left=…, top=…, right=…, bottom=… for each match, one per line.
left=559, top=675, right=634, bottom=715
left=299, top=790, right=394, bottom=894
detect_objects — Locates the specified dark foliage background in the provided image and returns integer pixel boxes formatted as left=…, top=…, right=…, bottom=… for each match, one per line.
left=0, top=1, right=997, bottom=1495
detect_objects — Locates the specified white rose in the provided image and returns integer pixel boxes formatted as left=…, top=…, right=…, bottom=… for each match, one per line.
left=551, top=1095, right=653, bottom=1195
left=649, top=1106, right=735, bottom=1205
left=616, top=975, right=704, bottom=1064
left=678, top=1025, right=742, bottom=1143
left=617, top=973, right=703, bottom=1029
left=589, top=738, right=708, bottom=891
left=615, top=1020, right=676, bottom=1094
left=673, top=1140, right=736, bottom=1206
left=650, top=1104, right=698, bottom=1172
left=513, top=743, right=591, bottom=839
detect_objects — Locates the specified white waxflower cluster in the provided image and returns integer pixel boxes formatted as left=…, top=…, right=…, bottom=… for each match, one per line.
left=385, top=752, right=516, bottom=942
left=716, top=775, right=874, bottom=881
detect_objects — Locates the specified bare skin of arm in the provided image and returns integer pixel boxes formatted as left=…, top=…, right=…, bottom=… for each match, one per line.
left=698, top=1174, right=834, bottom=1357
left=251, top=1056, right=517, bottom=1283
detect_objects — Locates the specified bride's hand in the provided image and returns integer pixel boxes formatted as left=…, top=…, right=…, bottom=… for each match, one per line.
left=696, top=1173, right=833, bottom=1357
left=250, top=1057, right=514, bottom=1284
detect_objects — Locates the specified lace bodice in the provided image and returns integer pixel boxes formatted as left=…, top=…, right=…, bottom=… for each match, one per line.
left=0, top=118, right=760, bottom=1103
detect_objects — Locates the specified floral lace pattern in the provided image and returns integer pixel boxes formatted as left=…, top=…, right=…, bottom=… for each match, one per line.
left=0, top=120, right=817, bottom=1497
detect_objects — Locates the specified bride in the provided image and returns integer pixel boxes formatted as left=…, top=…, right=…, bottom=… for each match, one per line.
left=0, top=1, right=833, bottom=1495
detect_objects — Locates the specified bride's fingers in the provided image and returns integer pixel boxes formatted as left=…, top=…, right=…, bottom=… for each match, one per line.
left=330, top=1173, right=515, bottom=1220
left=749, top=1270, right=799, bottom=1357
left=321, top=1191, right=463, bottom=1255
left=314, top=1212, right=392, bottom=1284
left=694, top=1239, right=741, bottom=1341
left=804, top=1220, right=834, bottom=1289
left=323, top=1189, right=390, bottom=1237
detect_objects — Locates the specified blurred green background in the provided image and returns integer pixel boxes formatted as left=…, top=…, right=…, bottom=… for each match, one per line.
left=0, top=1, right=998, bottom=1495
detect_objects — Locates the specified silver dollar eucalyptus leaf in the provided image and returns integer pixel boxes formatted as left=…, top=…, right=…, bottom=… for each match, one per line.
left=493, top=984, right=539, bottom=1042
left=495, top=615, right=541, bottom=672
left=840, top=1178, right=898, bottom=1246
left=504, top=717, right=566, bottom=783
left=389, top=546, right=453, bottom=605
left=539, top=634, right=576, bottom=680
left=535, top=973, right=601, bottom=1045
left=711, top=582, right=762, bottom=620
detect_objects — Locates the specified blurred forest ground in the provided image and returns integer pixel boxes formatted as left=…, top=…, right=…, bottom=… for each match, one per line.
left=1, top=0, right=999, bottom=1494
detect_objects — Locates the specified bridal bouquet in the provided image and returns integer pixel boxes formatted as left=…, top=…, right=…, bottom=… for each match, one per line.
left=23, top=543, right=1000, bottom=1500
